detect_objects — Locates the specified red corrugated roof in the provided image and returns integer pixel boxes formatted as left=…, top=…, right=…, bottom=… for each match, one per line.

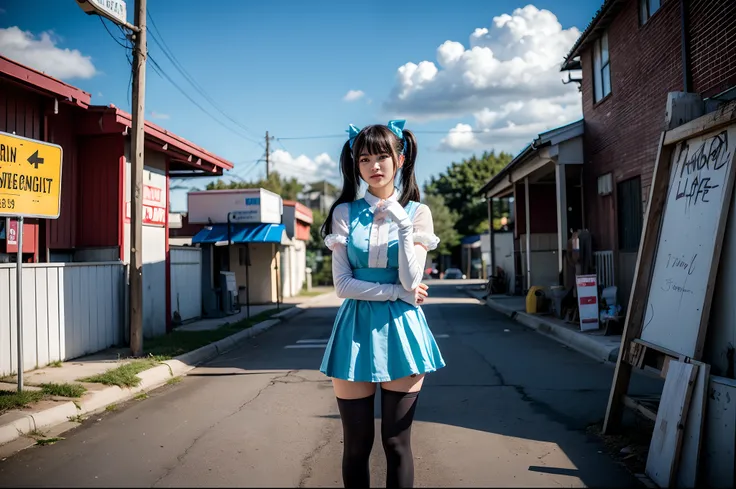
left=101, top=105, right=234, bottom=171
left=0, top=55, right=92, bottom=107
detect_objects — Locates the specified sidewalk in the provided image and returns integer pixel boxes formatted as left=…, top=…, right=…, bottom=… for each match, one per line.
left=461, top=286, right=622, bottom=364
left=0, top=287, right=336, bottom=453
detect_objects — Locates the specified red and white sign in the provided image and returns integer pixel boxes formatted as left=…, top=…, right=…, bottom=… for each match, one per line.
left=576, top=274, right=599, bottom=331
left=6, top=218, right=17, bottom=246
left=125, top=184, right=166, bottom=226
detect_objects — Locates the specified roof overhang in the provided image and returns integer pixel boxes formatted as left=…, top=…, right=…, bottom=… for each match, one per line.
left=561, top=0, right=626, bottom=71
left=283, top=200, right=314, bottom=224
left=479, top=119, right=584, bottom=198
left=0, top=55, right=92, bottom=108
left=78, top=105, right=234, bottom=174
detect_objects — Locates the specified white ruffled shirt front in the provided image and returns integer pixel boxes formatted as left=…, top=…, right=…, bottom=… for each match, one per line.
left=324, top=191, right=440, bottom=305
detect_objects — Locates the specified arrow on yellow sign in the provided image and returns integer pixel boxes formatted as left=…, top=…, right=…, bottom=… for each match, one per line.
left=27, top=150, right=44, bottom=169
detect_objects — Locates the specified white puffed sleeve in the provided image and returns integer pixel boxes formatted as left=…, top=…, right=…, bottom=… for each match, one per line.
left=412, top=204, right=440, bottom=251
left=328, top=204, right=408, bottom=302
left=396, top=203, right=440, bottom=291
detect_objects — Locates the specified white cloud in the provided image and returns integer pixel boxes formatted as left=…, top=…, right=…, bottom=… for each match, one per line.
left=384, top=5, right=583, bottom=153
left=343, top=90, right=365, bottom=102
left=0, top=26, right=97, bottom=79
left=269, top=150, right=339, bottom=183
left=150, top=111, right=170, bottom=120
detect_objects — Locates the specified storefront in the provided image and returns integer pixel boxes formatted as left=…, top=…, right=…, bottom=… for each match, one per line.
left=281, top=200, right=313, bottom=298
left=188, top=188, right=291, bottom=313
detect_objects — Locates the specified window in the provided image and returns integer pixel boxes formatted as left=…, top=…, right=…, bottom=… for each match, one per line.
left=593, top=31, right=611, bottom=102
left=617, top=177, right=643, bottom=252
left=640, top=0, right=662, bottom=24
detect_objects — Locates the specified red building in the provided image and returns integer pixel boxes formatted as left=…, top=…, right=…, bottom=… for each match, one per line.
left=0, top=55, right=233, bottom=369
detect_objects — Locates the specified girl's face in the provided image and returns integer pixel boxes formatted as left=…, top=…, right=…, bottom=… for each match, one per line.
left=358, top=151, right=404, bottom=192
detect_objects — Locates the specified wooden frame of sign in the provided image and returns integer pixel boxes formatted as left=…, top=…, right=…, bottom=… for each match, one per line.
left=603, top=100, right=736, bottom=434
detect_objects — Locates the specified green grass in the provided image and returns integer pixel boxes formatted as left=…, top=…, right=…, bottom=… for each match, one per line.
left=40, top=383, right=87, bottom=398
left=79, top=358, right=160, bottom=388
left=48, top=360, right=63, bottom=368
left=0, top=390, right=45, bottom=414
left=143, top=308, right=280, bottom=360
left=299, top=288, right=330, bottom=297
left=166, top=376, right=182, bottom=385
left=35, top=437, right=64, bottom=446
left=134, top=392, right=148, bottom=401
left=105, top=404, right=117, bottom=412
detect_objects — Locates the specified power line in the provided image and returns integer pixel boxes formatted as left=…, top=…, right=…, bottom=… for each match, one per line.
left=276, top=129, right=487, bottom=141
left=146, top=9, right=261, bottom=144
left=147, top=54, right=264, bottom=147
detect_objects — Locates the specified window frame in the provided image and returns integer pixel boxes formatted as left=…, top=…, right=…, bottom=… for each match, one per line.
left=593, top=31, right=612, bottom=103
left=617, top=176, right=644, bottom=253
left=640, top=0, right=662, bottom=25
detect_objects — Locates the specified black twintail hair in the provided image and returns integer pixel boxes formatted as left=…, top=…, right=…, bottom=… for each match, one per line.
left=321, top=124, right=420, bottom=237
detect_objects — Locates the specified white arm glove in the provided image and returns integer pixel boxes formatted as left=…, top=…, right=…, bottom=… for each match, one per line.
left=325, top=203, right=418, bottom=304
left=381, top=202, right=439, bottom=291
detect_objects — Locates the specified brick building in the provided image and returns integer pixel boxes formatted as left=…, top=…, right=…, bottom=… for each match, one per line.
left=562, top=0, right=736, bottom=302
left=561, top=0, right=736, bottom=305
left=480, top=0, right=735, bottom=308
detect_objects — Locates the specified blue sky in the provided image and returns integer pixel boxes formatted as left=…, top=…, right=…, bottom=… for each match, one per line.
left=0, top=0, right=598, bottom=211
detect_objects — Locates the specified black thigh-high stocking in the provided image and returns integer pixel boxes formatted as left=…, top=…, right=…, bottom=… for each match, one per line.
left=336, top=394, right=375, bottom=488
left=381, top=387, right=420, bottom=488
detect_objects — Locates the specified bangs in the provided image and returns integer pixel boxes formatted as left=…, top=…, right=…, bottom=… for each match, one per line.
left=353, top=125, right=399, bottom=157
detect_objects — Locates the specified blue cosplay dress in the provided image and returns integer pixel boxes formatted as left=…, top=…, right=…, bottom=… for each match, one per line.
left=320, top=197, right=446, bottom=383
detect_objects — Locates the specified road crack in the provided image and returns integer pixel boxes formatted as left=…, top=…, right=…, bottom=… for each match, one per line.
left=152, top=370, right=299, bottom=487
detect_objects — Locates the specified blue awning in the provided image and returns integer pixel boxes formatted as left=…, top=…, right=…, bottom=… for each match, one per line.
left=192, top=223, right=287, bottom=244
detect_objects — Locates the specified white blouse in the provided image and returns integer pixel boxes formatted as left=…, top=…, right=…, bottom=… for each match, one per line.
left=324, top=191, right=440, bottom=306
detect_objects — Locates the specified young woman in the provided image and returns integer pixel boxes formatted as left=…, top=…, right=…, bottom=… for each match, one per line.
left=320, top=120, right=446, bottom=488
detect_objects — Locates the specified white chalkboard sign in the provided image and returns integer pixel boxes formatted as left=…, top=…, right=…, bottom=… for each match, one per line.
left=640, top=125, right=736, bottom=357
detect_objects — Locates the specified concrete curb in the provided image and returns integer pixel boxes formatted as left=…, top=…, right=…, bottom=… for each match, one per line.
left=0, top=289, right=335, bottom=448
left=461, top=287, right=620, bottom=364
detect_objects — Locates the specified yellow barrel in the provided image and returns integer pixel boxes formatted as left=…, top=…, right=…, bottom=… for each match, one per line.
left=526, top=286, right=546, bottom=314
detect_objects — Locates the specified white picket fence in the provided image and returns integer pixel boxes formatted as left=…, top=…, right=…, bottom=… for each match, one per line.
left=0, top=262, right=125, bottom=376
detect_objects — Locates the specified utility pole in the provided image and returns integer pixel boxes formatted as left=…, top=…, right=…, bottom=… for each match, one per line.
left=265, top=131, right=273, bottom=179
left=129, top=0, right=147, bottom=357
left=76, top=0, right=146, bottom=357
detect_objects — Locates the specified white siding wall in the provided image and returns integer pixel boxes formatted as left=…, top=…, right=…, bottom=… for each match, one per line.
left=123, top=145, right=168, bottom=338
left=170, top=247, right=202, bottom=322
left=0, top=262, right=124, bottom=375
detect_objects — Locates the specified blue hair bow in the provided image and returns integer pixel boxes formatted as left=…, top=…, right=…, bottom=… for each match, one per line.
left=347, top=120, right=407, bottom=153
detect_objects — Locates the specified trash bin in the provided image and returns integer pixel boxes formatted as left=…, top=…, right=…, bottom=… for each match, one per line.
left=526, top=286, right=546, bottom=314
left=549, top=285, right=567, bottom=319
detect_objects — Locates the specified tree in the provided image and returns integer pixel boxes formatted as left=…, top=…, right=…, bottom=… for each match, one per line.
left=423, top=193, right=461, bottom=261
left=424, top=150, right=513, bottom=237
left=206, top=170, right=304, bottom=201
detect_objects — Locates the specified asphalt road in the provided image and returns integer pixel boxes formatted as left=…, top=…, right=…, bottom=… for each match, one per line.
left=0, top=281, right=661, bottom=487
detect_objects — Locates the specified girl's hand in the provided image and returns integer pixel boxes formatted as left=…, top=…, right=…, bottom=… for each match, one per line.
left=398, top=283, right=429, bottom=306
left=415, top=283, right=429, bottom=305
left=377, top=200, right=412, bottom=230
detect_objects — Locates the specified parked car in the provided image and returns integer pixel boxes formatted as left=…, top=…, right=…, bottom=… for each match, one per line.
left=443, top=268, right=466, bottom=280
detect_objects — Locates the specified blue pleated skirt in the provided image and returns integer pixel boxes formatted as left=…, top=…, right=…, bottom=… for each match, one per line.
left=320, top=269, right=446, bottom=383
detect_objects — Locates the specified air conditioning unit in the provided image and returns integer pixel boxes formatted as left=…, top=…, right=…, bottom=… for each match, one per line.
left=598, top=173, right=613, bottom=196
left=219, top=271, right=238, bottom=315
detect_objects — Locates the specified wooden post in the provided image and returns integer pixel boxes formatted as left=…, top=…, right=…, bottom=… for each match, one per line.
left=129, top=0, right=147, bottom=357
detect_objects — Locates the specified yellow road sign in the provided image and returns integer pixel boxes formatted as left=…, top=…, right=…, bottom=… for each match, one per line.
left=0, top=131, right=63, bottom=219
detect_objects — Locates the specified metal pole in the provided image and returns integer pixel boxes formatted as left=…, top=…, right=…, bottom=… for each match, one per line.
left=245, top=243, right=251, bottom=320
left=16, top=217, right=23, bottom=392
left=227, top=212, right=232, bottom=272
left=129, top=0, right=147, bottom=357
left=275, top=245, right=280, bottom=311
left=525, top=176, right=532, bottom=291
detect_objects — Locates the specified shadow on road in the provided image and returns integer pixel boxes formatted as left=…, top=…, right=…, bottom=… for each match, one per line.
left=194, top=281, right=661, bottom=487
